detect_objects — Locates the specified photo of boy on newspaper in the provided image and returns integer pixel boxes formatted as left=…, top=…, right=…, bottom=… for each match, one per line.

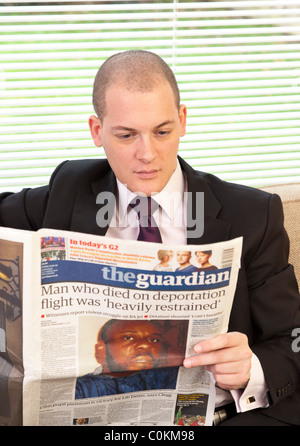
left=75, top=318, right=188, bottom=399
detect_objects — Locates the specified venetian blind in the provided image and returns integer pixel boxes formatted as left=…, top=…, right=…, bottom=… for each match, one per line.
left=1, top=0, right=300, bottom=192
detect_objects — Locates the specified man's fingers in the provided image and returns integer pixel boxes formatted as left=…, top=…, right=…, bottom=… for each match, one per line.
left=183, top=331, right=252, bottom=389
left=183, top=347, right=245, bottom=368
left=194, top=332, right=248, bottom=354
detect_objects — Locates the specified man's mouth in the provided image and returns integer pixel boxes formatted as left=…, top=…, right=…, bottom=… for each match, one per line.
left=128, top=354, right=156, bottom=370
left=135, top=169, right=159, bottom=179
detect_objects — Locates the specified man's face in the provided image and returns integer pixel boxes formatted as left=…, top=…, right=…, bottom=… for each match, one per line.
left=89, top=82, right=187, bottom=196
left=176, top=251, right=191, bottom=265
left=102, top=320, right=163, bottom=372
left=195, top=251, right=211, bottom=264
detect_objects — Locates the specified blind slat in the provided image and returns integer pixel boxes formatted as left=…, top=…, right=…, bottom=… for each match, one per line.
left=2, top=1, right=300, bottom=6
left=3, top=50, right=300, bottom=61
left=3, top=42, right=300, bottom=54
left=3, top=33, right=300, bottom=43
left=3, top=24, right=300, bottom=34
left=3, top=77, right=299, bottom=90
left=2, top=2, right=300, bottom=12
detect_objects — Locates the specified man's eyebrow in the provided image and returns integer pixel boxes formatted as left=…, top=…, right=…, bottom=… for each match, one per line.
left=112, top=120, right=176, bottom=132
left=154, top=120, right=176, bottom=129
left=119, top=330, right=162, bottom=336
left=111, top=125, right=136, bottom=132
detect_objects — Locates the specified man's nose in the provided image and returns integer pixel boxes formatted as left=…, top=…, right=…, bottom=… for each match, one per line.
left=136, top=135, right=157, bottom=162
left=136, top=339, right=150, bottom=350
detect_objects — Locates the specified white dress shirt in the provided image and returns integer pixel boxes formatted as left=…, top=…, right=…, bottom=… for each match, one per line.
left=106, top=161, right=269, bottom=412
left=106, top=160, right=187, bottom=245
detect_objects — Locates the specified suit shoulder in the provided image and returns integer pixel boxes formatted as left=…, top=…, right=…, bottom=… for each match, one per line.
left=180, top=157, right=273, bottom=205
left=49, top=158, right=111, bottom=191
left=197, top=170, right=273, bottom=204
left=51, top=158, right=110, bottom=179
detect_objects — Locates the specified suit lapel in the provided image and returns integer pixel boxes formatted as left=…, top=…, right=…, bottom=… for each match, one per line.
left=178, top=157, right=232, bottom=245
left=70, top=168, right=117, bottom=236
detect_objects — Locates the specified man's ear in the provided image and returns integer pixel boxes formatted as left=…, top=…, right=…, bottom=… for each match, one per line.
left=89, top=115, right=103, bottom=147
left=95, top=340, right=107, bottom=367
left=179, top=104, right=187, bottom=137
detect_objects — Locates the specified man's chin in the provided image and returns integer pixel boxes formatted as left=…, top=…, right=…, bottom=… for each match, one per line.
left=105, top=363, right=156, bottom=377
left=126, top=176, right=167, bottom=196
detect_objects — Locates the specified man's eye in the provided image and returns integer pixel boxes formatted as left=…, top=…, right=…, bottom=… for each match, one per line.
left=115, top=133, right=132, bottom=140
left=157, top=129, right=171, bottom=137
left=148, top=337, right=160, bottom=343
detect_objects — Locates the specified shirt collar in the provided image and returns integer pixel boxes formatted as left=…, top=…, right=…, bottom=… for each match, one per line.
left=116, top=160, right=185, bottom=222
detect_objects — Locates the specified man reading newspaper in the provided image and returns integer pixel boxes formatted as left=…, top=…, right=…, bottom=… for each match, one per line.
left=0, top=50, right=299, bottom=426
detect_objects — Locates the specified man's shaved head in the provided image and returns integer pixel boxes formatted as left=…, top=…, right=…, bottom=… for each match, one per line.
left=92, top=50, right=180, bottom=121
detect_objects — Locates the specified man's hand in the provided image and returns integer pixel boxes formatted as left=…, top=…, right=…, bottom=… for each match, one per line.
left=183, top=332, right=252, bottom=391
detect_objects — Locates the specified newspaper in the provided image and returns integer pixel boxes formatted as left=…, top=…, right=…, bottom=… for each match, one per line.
left=0, top=227, right=242, bottom=426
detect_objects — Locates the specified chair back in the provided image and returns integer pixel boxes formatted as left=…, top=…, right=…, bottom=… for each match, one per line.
left=260, top=183, right=300, bottom=288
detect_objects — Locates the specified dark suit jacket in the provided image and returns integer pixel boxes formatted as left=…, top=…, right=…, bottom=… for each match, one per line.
left=1, top=156, right=299, bottom=425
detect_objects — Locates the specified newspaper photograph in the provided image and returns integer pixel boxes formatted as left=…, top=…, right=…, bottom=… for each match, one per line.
left=0, top=227, right=242, bottom=426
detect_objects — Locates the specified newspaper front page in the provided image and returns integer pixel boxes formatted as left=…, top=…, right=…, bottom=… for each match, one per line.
left=0, top=227, right=242, bottom=426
